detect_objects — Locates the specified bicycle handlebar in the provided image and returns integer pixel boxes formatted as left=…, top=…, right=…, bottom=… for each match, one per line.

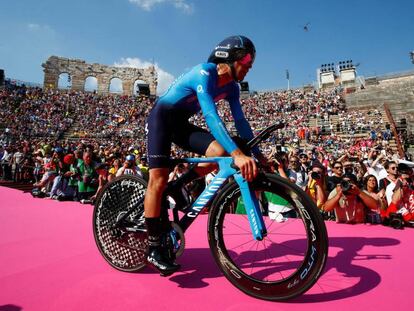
left=246, top=120, right=285, bottom=150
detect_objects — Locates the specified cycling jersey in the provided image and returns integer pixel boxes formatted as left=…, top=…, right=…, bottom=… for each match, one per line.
left=146, top=62, right=256, bottom=168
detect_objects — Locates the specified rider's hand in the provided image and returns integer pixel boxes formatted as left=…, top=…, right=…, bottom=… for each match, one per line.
left=231, top=149, right=257, bottom=182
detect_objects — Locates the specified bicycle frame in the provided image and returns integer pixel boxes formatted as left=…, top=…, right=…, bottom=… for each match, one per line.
left=175, top=157, right=267, bottom=241
left=114, top=121, right=285, bottom=240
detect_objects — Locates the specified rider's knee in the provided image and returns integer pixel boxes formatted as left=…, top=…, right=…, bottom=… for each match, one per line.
left=206, top=141, right=226, bottom=157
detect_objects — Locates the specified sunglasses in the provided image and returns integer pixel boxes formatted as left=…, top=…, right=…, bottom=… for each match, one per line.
left=334, top=166, right=343, bottom=169
left=389, top=167, right=397, bottom=170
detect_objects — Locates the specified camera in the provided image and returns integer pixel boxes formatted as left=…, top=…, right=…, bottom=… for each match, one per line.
left=389, top=213, right=404, bottom=229
left=311, top=171, right=321, bottom=180
left=340, top=180, right=352, bottom=193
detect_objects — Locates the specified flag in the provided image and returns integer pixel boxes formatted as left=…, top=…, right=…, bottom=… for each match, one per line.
left=286, top=69, right=290, bottom=80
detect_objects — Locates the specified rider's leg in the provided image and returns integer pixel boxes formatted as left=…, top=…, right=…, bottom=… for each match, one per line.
left=194, top=140, right=226, bottom=176
left=144, top=168, right=180, bottom=276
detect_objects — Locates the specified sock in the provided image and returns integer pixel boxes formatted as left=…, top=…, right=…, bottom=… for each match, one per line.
left=145, top=217, right=161, bottom=247
left=160, top=201, right=172, bottom=233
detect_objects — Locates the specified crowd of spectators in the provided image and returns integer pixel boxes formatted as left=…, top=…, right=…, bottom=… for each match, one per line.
left=1, top=84, right=413, bottom=228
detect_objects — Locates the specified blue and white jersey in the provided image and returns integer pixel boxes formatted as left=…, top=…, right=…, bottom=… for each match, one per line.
left=157, top=63, right=256, bottom=154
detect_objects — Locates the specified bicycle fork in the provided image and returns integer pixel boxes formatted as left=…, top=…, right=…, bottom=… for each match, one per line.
left=234, top=174, right=267, bottom=241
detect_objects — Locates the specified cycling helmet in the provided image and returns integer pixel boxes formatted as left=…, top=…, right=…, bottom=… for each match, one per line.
left=207, top=35, right=256, bottom=65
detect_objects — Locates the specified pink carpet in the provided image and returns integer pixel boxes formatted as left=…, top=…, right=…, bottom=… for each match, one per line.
left=0, top=186, right=413, bottom=311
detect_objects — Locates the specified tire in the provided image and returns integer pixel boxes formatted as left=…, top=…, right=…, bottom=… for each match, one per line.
left=208, top=173, right=328, bottom=301
left=93, top=175, right=148, bottom=272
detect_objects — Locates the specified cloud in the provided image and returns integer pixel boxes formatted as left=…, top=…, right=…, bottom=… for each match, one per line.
left=27, top=23, right=55, bottom=34
left=114, top=57, right=175, bottom=95
left=128, top=0, right=193, bottom=14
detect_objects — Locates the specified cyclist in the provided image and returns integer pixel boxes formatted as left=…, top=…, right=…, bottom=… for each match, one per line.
left=145, top=35, right=266, bottom=276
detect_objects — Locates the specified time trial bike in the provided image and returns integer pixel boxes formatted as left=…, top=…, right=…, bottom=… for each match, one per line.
left=93, top=122, right=328, bottom=301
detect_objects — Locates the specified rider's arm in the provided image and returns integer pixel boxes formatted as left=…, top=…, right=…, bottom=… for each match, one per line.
left=195, top=71, right=238, bottom=154
left=228, top=90, right=261, bottom=157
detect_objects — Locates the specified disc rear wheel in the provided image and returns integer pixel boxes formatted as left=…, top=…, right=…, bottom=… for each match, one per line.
left=93, top=175, right=148, bottom=272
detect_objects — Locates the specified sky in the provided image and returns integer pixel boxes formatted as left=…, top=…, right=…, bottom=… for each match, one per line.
left=1, top=0, right=414, bottom=94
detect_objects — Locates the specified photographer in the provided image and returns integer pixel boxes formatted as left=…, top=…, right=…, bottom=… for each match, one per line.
left=116, top=154, right=143, bottom=177
left=305, top=162, right=327, bottom=210
left=324, top=173, right=378, bottom=224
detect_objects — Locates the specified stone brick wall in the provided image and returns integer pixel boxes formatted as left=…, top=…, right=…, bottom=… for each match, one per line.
left=42, top=56, right=157, bottom=96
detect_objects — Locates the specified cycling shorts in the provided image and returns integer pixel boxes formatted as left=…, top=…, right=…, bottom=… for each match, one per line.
left=146, top=103, right=215, bottom=169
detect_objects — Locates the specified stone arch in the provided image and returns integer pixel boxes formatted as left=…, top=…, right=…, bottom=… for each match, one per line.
left=109, top=77, right=123, bottom=94
left=84, top=76, right=98, bottom=92
left=42, top=56, right=157, bottom=96
left=58, top=72, right=72, bottom=90
left=133, top=79, right=149, bottom=96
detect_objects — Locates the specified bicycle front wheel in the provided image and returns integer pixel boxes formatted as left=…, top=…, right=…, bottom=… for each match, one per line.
left=93, top=175, right=148, bottom=272
left=208, top=173, right=328, bottom=301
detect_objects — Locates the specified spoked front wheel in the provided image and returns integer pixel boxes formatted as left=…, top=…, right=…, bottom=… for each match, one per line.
left=93, top=175, right=148, bottom=272
left=208, top=173, right=328, bottom=301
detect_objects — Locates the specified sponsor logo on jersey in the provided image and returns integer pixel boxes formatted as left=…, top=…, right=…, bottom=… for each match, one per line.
left=200, top=69, right=210, bottom=76
left=215, top=51, right=229, bottom=58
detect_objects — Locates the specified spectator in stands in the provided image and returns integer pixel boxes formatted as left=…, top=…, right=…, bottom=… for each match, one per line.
left=77, top=151, right=98, bottom=204
left=1, top=146, right=12, bottom=180
left=168, top=163, right=188, bottom=182
left=138, top=156, right=149, bottom=181
left=299, top=152, right=311, bottom=173
left=364, top=174, right=386, bottom=223
left=108, top=158, right=121, bottom=182
left=379, top=161, right=399, bottom=203
left=305, top=162, right=327, bottom=210
left=116, top=154, right=142, bottom=177
left=381, top=171, right=414, bottom=226
left=324, top=173, right=378, bottom=224
left=11, top=146, right=25, bottom=182
left=327, top=161, right=343, bottom=192
left=287, top=155, right=308, bottom=190
left=90, top=163, right=109, bottom=202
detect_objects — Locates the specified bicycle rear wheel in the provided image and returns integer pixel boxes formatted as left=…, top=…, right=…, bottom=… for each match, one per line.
left=208, top=173, right=328, bottom=301
left=93, top=175, right=148, bottom=272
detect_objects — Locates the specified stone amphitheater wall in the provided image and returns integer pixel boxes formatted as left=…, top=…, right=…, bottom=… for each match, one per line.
left=42, top=56, right=157, bottom=96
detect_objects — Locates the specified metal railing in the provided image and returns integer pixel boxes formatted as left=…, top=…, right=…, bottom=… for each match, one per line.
left=384, top=103, right=405, bottom=158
